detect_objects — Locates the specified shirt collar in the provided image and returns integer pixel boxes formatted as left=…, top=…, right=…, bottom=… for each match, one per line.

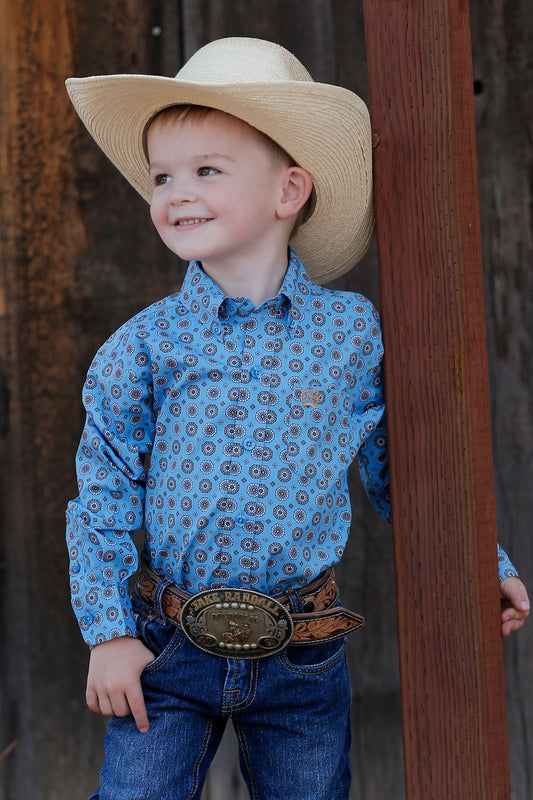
left=178, top=261, right=227, bottom=325
left=178, top=248, right=313, bottom=333
left=280, top=248, right=313, bottom=335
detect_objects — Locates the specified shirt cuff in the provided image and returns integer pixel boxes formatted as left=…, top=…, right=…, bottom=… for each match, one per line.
left=498, top=542, right=519, bottom=582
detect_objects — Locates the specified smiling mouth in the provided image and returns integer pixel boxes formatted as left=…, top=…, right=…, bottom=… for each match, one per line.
left=175, top=218, right=211, bottom=226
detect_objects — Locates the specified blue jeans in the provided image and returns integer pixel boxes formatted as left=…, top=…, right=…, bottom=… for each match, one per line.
left=89, top=594, right=352, bottom=800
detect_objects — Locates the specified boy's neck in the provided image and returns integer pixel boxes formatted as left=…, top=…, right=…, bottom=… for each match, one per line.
left=198, top=250, right=290, bottom=308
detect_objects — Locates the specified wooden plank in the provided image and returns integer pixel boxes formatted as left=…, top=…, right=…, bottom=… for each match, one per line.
left=0, top=1, right=181, bottom=798
left=469, top=3, right=533, bottom=797
left=0, top=2, right=92, bottom=796
left=363, top=1, right=510, bottom=798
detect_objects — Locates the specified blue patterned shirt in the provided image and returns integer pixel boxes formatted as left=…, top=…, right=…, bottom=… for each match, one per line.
left=66, top=251, right=516, bottom=647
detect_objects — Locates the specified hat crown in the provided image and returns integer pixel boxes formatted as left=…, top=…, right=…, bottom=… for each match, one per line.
left=176, top=37, right=313, bottom=85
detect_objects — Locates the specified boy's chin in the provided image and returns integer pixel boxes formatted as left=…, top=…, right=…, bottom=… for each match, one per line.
left=161, top=242, right=198, bottom=262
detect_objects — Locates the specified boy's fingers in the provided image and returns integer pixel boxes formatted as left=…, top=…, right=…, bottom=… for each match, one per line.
left=86, top=683, right=148, bottom=730
left=499, top=577, right=529, bottom=637
left=501, top=608, right=529, bottom=637
left=95, top=693, right=114, bottom=717
left=502, top=610, right=526, bottom=626
left=502, top=617, right=526, bottom=636
left=127, top=685, right=150, bottom=733
left=501, top=603, right=528, bottom=630
left=500, top=578, right=530, bottom=627
left=86, top=686, right=101, bottom=714
left=110, top=693, right=134, bottom=719
left=500, top=577, right=530, bottom=608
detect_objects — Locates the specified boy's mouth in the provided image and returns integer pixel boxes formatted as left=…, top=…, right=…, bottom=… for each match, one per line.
left=174, top=217, right=211, bottom=227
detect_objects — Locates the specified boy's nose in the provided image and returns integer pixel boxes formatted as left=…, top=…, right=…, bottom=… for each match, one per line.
left=168, top=176, right=196, bottom=204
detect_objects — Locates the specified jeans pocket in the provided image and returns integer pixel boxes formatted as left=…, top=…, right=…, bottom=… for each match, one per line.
left=279, top=636, right=346, bottom=672
left=142, top=624, right=184, bottom=675
left=133, top=596, right=184, bottom=675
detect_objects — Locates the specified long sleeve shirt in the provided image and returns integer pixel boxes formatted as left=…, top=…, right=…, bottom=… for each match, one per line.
left=66, top=250, right=516, bottom=647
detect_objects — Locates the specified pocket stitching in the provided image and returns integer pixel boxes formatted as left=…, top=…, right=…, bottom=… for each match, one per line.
left=142, top=625, right=185, bottom=674
left=277, top=639, right=346, bottom=675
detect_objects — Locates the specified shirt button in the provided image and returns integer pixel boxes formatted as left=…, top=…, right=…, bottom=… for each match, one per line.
left=213, top=323, right=221, bottom=335
left=244, top=438, right=254, bottom=450
left=236, top=515, right=247, bottom=526
left=250, top=367, right=260, bottom=379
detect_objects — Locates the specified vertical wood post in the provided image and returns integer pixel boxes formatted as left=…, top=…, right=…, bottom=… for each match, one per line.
left=363, top=2, right=511, bottom=798
left=0, top=2, right=92, bottom=795
left=0, top=2, right=176, bottom=797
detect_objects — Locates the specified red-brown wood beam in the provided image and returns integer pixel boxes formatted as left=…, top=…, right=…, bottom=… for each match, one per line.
left=363, top=2, right=510, bottom=798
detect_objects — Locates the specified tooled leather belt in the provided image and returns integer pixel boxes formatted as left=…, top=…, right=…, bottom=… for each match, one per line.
left=135, top=559, right=364, bottom=659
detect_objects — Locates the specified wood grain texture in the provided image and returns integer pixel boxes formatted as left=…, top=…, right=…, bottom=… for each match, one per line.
left=0, top=2, right=182, bottom=798
left=470, top=3, right=533, bottom=798
left=363, top=1, right=510, bottom=798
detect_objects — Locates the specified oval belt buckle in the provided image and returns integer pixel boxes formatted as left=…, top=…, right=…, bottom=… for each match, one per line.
left=181, top=588, right=294, bottom=659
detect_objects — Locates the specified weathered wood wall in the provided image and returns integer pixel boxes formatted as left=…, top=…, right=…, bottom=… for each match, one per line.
left=0, top=2, right=530, bottom=799
left=470, top=3, right=533, bottom=796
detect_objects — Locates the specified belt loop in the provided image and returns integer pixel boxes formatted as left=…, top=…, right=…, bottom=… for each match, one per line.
left=285, top=586, right=306, bottom=614
left=153, top=576, right=173, bottom=622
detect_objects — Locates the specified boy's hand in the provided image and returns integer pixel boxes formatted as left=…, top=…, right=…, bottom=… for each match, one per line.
left=86, top=636, right=155, bottom=733
left=500, top=577, right=530, bottom=637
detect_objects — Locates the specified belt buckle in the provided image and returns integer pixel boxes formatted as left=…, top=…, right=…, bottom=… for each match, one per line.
left=181, top=588, right=293, bottom=659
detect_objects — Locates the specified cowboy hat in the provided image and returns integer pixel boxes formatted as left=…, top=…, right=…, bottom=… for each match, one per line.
left=66, top=37, right=374, bottom=283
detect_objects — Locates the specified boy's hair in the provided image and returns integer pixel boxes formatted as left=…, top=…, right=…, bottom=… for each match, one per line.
left=146, top=104, right=314, bottom=235
left=150, top=104, right=294, bottom=168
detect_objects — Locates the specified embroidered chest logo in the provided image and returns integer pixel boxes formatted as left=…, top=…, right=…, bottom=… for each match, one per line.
left=300, top=388, right=322, bottom=409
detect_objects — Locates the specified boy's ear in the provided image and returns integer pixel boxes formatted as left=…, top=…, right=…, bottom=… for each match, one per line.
left=277, top=166, right=313, bottom=220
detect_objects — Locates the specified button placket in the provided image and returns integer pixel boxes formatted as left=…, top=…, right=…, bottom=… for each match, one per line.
left=238, top=331, right=269, bottom=560
left=229, top=315, right=256, bottom=533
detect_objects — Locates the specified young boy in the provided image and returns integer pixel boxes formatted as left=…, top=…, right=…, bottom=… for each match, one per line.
left=66, top=38, right=529, bottom=800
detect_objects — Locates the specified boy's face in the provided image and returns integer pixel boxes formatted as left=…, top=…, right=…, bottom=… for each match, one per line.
left=147, top=110, right=292, bottom=275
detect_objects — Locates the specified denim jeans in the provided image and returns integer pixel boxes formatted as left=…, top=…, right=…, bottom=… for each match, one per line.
left=89, top=593, right=352, bottom=800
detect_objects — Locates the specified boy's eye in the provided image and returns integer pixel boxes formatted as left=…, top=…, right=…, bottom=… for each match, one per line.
left=153, top=174, right=170, bottom=186
left=198, top=166, right=219, bottom=177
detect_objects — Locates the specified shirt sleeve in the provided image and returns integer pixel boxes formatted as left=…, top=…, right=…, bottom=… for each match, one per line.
left=357, top=411, right=391, bottom=522
left=347, top=297, right=391, bottom=521
left=349, top=300, right=518, bottom=579
left=66, top=324, right=155, bottom=647
left=498, top=542, right=519, bottom=582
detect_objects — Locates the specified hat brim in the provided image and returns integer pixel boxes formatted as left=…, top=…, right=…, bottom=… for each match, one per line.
left=66, top=74, right=374, bottom=283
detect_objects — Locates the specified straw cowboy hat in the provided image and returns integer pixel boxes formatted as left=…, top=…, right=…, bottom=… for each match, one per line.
left=66, top=37, right=374, bottom=283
